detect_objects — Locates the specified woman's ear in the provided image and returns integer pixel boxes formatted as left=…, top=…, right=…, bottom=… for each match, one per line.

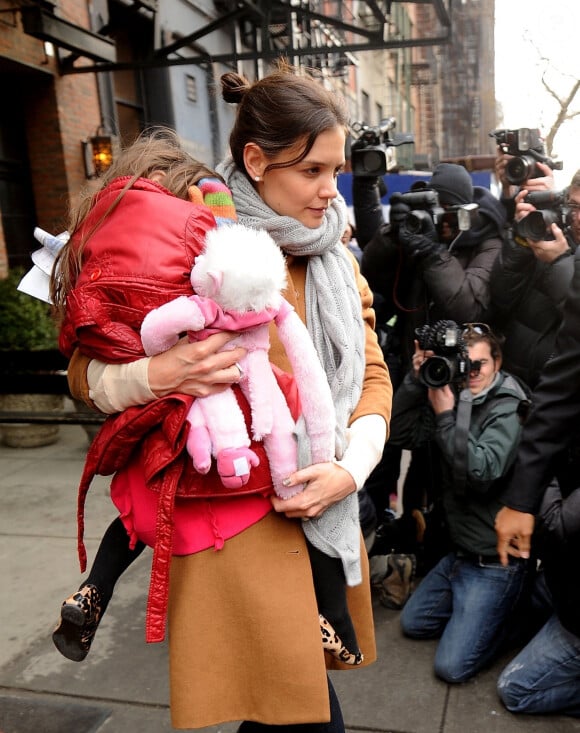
left=243, top=143, right=267, bottom=182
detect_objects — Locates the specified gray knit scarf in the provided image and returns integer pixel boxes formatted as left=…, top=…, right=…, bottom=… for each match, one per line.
left=217, top=156, right=365, bottom=453
left=218, top=157, right=366, bottom=584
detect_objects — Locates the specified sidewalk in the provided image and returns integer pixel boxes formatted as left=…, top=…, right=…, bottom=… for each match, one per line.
left=0, top=424, right=577, bottom=733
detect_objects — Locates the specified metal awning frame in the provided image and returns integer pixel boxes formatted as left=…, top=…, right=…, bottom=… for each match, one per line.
left=19, top=0, right=452, bottom=75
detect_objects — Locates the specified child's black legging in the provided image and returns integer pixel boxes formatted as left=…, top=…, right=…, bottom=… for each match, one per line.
left=306, top=542, right=359, bottom=655
left=237, top=675, right=345, bottom=733
left=84, top=517, right=146, bottom=612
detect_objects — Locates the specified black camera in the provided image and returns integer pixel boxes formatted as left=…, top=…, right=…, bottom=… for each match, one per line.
left=490, top=128, right=563, bottom=185
left=415, top=320, right=470, bottom=388
left=516, top=190, right=569, bottom=241
left=350, top=118, right=414, bottom=177
left=392, top=189, right=443, bottom=234
left=392, top=189, right=479, bottom=237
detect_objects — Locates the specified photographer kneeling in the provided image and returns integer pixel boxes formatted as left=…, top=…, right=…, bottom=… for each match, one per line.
left=390, top=322, right=529, bottom=683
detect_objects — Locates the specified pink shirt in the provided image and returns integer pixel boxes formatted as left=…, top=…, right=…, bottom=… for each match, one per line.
left=111, top=457, right=273, bottom=555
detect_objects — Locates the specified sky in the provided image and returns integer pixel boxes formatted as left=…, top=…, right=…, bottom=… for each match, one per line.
left=494, top=0, right=580, bottom=188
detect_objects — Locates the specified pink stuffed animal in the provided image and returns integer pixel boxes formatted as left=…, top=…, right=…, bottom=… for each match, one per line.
left=140, top=223, right=336, bottom=496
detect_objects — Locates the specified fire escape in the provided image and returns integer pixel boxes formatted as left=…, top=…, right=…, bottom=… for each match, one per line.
left=19, top=0, right=453, bottom=75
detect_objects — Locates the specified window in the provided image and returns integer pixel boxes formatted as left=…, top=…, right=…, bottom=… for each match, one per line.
left=361, top=91, right=370, bottom=123
left=186, top=74, right=197, bottom=103
left=0, top=113, right=37, bottom=270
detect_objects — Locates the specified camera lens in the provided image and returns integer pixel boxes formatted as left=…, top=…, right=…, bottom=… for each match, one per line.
left=404, top=212, right=422, bottom=235
left=506, top=155, right=536, bottom=185
left=419, top=356, right=454, bottom=388
left=404, top=209, right=432, bottom=236
left=517, top=211, right=558, bottom=240
left=353, top=149, right=386, bottom=176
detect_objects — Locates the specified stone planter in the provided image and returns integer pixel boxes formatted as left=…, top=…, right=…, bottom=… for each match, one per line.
left=72, top=398, right=102, bottom=444
left=0, top=393, right=62, bottom=448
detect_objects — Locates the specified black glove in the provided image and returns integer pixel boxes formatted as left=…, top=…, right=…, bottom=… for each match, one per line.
left=352, top=176, right=384, bottom=249
left=398, top=224, right=443, bottom=260
left=389, top=200, right=411, bottom=233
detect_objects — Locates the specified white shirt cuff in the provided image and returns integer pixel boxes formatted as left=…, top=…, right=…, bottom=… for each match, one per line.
left=335, top=414, right=387, bottom=490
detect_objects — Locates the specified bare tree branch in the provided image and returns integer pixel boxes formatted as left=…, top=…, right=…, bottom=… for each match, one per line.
left=542, top=76, right=580, bottom=155
left=523, top=34, right=580, bottom=157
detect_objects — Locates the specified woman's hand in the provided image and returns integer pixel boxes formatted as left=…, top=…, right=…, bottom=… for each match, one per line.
left=270, top=462, right=356, bottom=520
left=148, top=332, right=246, bottom=397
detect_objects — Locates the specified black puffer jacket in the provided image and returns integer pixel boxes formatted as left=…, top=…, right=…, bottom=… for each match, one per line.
left=358, top=184, right=506, bottom=370
left=502, top=249, right=580, bottom=515
left=537, top=481, right=580, bottom=637
left=489, top=228, right=576, bottom=390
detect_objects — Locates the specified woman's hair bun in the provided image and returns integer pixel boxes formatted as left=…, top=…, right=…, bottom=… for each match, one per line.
left=220, top=72, right=250, bottom=104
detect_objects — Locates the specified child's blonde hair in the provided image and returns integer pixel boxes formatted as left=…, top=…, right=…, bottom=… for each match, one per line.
left=51, top=127, right=219, bottom=317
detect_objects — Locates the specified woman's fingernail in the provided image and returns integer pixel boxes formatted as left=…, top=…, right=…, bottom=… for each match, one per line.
left=282, top=478, right=291, bottom=487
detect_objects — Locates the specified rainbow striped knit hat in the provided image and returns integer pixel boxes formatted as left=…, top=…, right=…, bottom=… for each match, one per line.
left=188, top=177, right=237, bottom=226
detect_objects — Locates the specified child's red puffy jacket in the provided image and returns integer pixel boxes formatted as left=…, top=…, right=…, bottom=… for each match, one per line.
left=63, top=176, right=299, bottom=641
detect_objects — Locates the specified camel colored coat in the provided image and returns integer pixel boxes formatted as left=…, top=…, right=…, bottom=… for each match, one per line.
left=168, top=254, right=391, bottom=728
left=69, top=253, right=392, bottom=729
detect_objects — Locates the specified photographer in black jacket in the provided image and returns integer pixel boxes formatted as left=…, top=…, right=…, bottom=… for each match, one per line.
left=354, top=164, right=506, bottom=528
left=489, top=172, right=580, bottom=392
left=494, top=246, right=580, bottom=716
left=496, top=245, right=580, bottom=554
left=357, top=163, right=506, bottom=378
left=489, top=124, right=579, bottom=392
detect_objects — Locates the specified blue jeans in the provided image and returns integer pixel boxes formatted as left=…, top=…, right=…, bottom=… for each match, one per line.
left=497, top=613, right=580, bottom=716
left=400, top=551, right=527, bottom=683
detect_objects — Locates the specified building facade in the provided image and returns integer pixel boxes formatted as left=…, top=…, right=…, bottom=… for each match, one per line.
left=0, top=0, right=495, bottom=276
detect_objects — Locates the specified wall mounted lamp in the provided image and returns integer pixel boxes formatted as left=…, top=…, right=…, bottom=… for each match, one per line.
left=82, top=130, right=117, bottom=179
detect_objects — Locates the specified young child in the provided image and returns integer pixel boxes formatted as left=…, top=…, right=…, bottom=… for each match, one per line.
left=51, top=127, right=362, bottom=667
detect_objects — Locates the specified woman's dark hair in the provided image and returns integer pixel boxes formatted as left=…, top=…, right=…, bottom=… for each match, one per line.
left=220, top=61, right=348, bottom=175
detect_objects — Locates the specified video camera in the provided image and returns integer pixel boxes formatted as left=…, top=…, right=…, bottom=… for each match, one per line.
left=391, top=189, right=479, bottom=237
left=350, top=118, right=414, bottom=177
left=490, top=127, right=563, bottom=185
left=516, top=190, right=569, bottom=241
left=415, top=320, right=470, bottom=388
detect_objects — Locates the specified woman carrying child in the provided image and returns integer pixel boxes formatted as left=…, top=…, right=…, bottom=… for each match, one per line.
left=54, top=63, right=391, bottom=732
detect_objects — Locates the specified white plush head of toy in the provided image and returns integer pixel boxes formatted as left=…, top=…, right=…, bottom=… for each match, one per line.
left=191, top=224, right=287, bottom=313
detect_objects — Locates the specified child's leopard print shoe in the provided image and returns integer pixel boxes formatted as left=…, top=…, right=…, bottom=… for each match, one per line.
left=52, top=584, right=103, bottom=662
left=319, top=614, right=363, bottom=666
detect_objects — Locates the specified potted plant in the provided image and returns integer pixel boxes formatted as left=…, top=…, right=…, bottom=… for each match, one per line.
left=0, top=267, right=63, bottom=447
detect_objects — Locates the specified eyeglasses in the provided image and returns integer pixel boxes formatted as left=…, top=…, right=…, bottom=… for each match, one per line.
left=567, top=202, right=580, bottom=216
left=462, top=322, right=492, bottom=337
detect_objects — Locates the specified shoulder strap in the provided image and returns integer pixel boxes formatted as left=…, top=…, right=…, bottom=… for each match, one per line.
left=453, top=376, right=529, bottom=494
left=453, top=388, right=473, bottom=496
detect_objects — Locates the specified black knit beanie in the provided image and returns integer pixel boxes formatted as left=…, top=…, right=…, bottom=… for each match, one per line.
left=429, top=163, right=473, bottom=206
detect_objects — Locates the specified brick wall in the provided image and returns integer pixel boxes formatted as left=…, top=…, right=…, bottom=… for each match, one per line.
left=0, top=1, right=102, bottom=276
